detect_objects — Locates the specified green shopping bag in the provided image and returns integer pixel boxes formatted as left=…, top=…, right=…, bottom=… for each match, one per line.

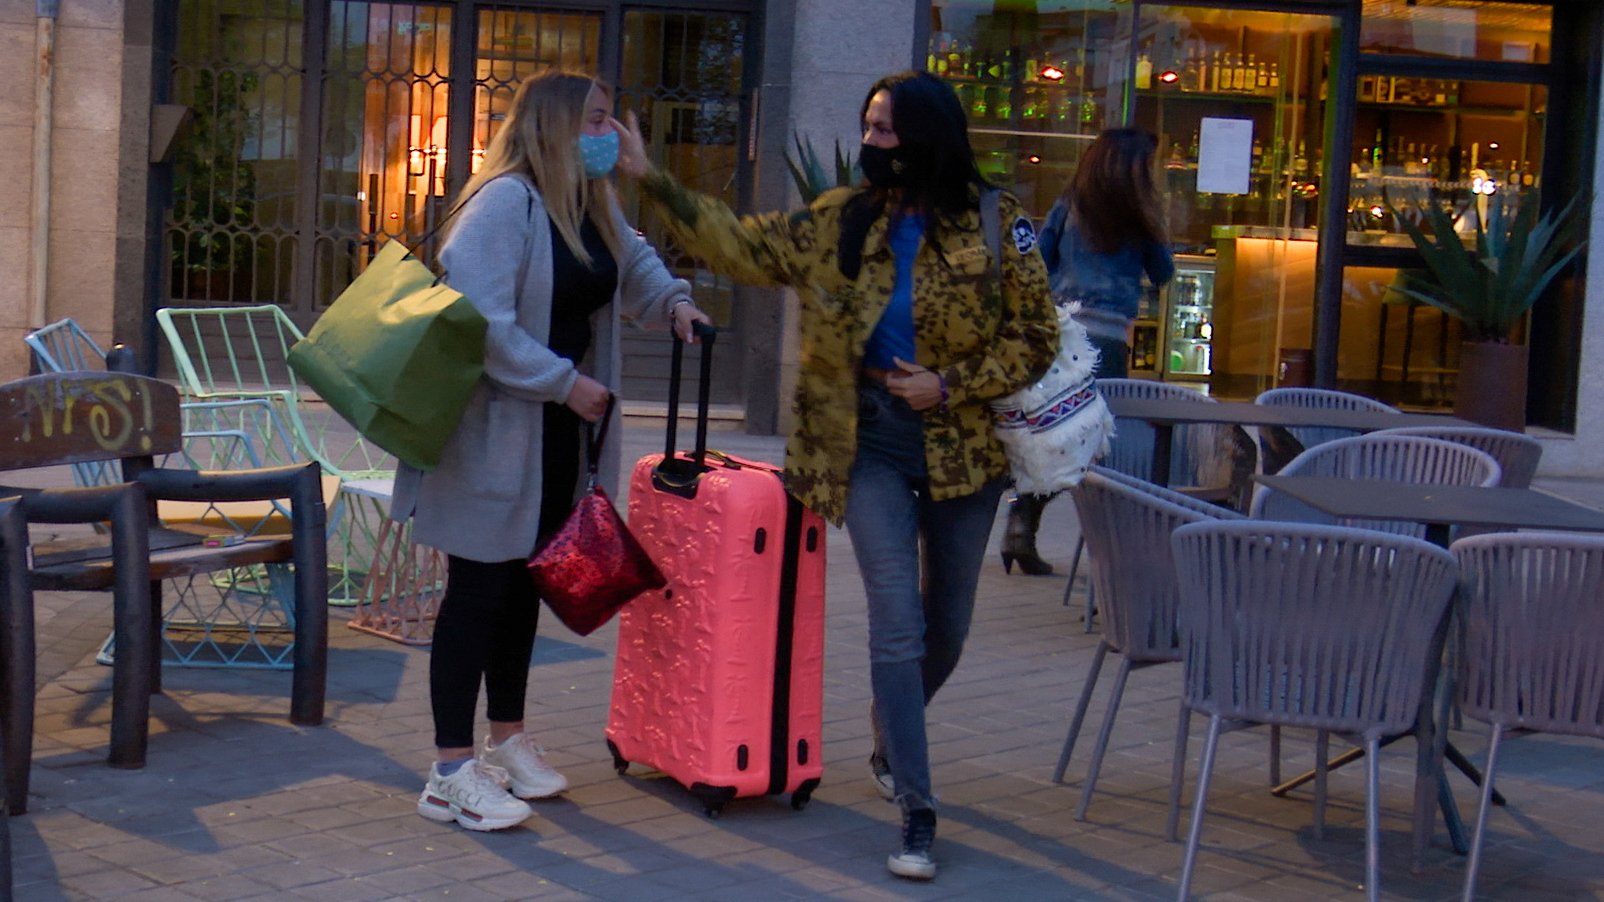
left=288, top=240, right=488, bottom=470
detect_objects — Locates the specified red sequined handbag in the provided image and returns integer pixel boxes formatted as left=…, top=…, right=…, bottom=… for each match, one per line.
left=527, top=397, right=666, bottom=635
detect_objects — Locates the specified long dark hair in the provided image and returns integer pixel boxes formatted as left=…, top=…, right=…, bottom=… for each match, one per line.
left=1062, top=128, right=1167, bottom=254
left=839, top=71, right=992, bottom=276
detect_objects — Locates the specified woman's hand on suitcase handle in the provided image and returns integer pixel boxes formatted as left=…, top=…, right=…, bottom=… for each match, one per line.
left=670, top=298, right=713, bottom=343
left=566, top=374, right=612, bottom=422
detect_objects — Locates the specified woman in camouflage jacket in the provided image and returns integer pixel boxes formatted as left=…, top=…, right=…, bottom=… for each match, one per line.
left=616, top=70, right=1058, bottom=881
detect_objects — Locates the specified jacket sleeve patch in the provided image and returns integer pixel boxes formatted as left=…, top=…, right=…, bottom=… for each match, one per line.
left=1011, top=216, right=1038, bottom=255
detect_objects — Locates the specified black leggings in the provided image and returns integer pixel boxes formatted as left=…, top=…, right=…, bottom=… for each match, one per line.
left=429, top=403, right=582, bottom=749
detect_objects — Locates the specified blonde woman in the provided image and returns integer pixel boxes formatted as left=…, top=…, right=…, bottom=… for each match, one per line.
left=392, top=70, right=710, bottom=831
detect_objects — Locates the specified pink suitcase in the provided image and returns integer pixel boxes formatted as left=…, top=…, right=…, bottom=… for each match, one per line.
left=606, top=324, right=826, bottom=816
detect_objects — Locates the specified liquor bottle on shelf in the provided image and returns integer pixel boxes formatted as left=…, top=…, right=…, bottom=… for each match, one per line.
left=992, top=85, right=1012, bottom=121
left=1269, top=62, right=1280, bottom=91
left=1256, top=55, right=1270, bottom=92
left=1136, top=52, right=1152, bottom=90
left=1210, top=51, right=1224, bottom=92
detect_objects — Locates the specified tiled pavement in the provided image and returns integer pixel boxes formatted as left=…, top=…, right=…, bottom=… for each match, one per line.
left=9, top=420, right=1604, bottom=900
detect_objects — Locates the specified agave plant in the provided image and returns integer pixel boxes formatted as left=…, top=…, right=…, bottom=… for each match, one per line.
left=784, top=133, right=861, bottom=204
left=1392, top=194, right=1585, bottom=343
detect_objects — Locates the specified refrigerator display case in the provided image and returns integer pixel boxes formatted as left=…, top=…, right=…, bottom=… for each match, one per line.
left=1129, top=287, right=1163, bottom=378
left=1162, top=256, right=1216, bottom=381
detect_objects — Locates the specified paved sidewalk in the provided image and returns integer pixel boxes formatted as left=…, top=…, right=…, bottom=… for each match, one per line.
left=9, top=420, right=1604, bottom=900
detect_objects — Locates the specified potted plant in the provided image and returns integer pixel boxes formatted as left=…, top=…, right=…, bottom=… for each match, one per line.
left=783, top=133, right=860, bottom=203
left=170, top=68, right=261, bottom=301
left=1392, top=194, right=1585, bottom=431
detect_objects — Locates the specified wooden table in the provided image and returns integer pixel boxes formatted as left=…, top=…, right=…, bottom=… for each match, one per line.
left=1249, top=475, right=1604, bottom=866
left=1104, top=396, right=1482, bottom=487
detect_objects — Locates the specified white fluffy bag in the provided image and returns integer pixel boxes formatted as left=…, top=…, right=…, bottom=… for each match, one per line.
left=989, top=303, right=1114, bottom=494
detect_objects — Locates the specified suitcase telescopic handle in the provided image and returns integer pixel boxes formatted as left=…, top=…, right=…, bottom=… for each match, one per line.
left=665, top=320, right=718, bottom=469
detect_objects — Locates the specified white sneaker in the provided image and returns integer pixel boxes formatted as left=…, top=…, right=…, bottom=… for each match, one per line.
left=481, top=733, right=569, bottom=799
left=417, top=760, right=532, bottom=831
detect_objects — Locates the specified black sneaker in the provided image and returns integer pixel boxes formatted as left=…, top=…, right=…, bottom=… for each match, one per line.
left=887, top=806, right=937, bottom=880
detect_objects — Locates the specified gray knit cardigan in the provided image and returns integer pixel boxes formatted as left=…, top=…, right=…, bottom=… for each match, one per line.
left=390, top=173, right=692, bottom=561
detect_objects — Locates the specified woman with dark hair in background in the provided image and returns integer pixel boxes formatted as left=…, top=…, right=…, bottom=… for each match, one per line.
left=614, top=70, right=1057, bottom=879
left=1000, top=127, right=1174, bottom=575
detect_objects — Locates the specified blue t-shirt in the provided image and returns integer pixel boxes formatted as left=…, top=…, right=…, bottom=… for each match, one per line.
left=861, top=213, right=925, bottom=370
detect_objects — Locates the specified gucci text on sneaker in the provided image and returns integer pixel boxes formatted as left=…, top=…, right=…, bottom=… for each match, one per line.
left=481, top=732, right=570, bottom=799
left=417, top=760, right=533, bottom=831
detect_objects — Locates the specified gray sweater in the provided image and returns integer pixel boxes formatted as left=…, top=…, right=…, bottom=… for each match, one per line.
left=391, top=173, right=692, bottom=561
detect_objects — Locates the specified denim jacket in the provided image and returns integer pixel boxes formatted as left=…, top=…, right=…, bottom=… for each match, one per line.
left=1039, top=199, right=1174, bottom=339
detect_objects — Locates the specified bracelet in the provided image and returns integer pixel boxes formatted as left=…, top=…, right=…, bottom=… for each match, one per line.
left=667, top=298, right=694, bottom=324
left=936, top=372, right=950, bottom=407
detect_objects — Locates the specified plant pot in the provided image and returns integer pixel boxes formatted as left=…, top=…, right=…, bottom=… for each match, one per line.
left=1454, top=340, right=1528, bottom=431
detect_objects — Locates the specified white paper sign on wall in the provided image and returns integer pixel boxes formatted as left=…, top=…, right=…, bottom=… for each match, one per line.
left=1197, top=117, right=1253, bottom=195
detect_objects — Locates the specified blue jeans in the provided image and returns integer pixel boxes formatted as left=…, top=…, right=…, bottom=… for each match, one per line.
left=844, top=381, right=1006, bottom=809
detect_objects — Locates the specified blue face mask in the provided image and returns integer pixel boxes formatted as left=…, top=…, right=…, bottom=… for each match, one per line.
left=578, top=130, right=619, bottom=179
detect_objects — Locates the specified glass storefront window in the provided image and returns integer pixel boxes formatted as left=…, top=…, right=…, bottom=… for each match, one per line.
left=1360, top=0, right=1551, bottom=63
left=1133, top=5, right=1337, bottom=396
left=928, top=1, right=1128, bottom=215
left=1340, top=264, right=1466, bottom=407
left=1346, top=80, right=1545, bottom=248
left=928, top=0, right=1566, bottom=412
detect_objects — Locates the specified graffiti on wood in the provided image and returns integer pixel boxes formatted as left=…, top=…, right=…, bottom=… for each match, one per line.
left=2, top=374, right=180, bottom=467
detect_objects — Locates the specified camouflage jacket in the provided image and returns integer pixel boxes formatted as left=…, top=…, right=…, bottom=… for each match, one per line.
left=639, top=169, right=1059, bottom=526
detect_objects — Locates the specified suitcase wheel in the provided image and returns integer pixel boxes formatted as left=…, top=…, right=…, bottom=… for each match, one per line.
left=690, top=783, right=736, bottom=819
left=605, top=739, right=629, bottom=776
left=791, top=778, right=820, bottom=812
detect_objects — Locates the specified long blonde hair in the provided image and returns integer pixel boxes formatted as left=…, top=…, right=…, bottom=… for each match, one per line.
left=449, top=70, right=623, bottom=266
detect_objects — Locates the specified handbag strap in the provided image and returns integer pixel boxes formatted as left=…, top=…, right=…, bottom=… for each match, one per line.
left=583, top=393, right=617, bottom=487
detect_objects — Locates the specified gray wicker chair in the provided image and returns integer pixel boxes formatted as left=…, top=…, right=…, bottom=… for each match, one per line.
left=1065, top=380, right=1254, bottom=628
left=1054, top=468, right=1245, bottom=821
left=1370, top=425, right=1542, bottom=489
left=1254, top=387, right=1399, bottom=474
left=1450, top=532, right=1604, bottom=901
left=1169, top=520, right=1459, bottom=902
left=1250, top=434, right=1501, bottom=538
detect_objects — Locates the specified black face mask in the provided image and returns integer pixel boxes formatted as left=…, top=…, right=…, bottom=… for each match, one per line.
left=859, top=143, right=908, bottom=188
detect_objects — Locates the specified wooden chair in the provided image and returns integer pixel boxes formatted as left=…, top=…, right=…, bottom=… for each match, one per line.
left=0, top=369, right=328, bottom=815
left=0, top=500, right=18, bottom=890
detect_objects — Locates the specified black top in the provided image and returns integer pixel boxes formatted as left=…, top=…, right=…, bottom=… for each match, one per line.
left=548, top=214, right=618, bottom=363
